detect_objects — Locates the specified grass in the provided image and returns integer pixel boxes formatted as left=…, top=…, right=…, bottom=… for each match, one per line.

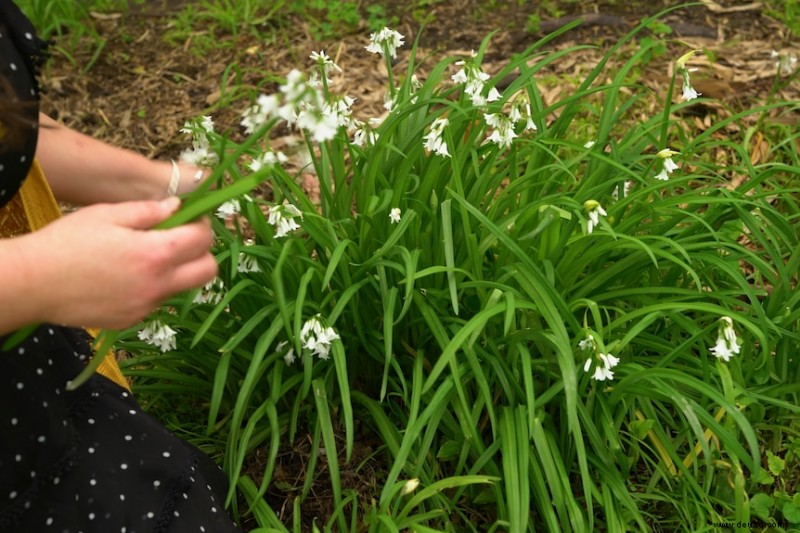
left=16, top=0, right=800, bottom=530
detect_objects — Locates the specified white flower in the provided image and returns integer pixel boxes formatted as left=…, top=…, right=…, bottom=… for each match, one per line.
left=268, top=202, right=303, bottom=238
left=655, top=148, right=680, bottom=180
left=216, top=199, right=241, bottom=219
left=180, top=144, right=218, bottom=167
left=452, top=57, right=497, bottom=107
left=301, top=316, right=324, bottom=339
left=317, top=326, right=340, bottom=346
left=180, top=115, right=215, bottom=142
left=278, top=341, right=295, bottom=364
left=389, top=208, right=401, bottom=224
left=578, top=336, right=594, bottom=351
left=352, top=124, right=379, bottom=147
left=365, top=27, right=405, bottom=59
left=297, top=108, right=340, bottom=142
left=681, top=76, right=701, bottom=101
left=423, top=117, right=450, bottom=157
left=675, top=50, right=703, bottom=103
left=779, top=52, right=798, bottom=76
left=584, top=352, right=619, bottom=382
left=379, top=91, right=398, bottom=112
left=280, top=69, right=309, bottom=102
left=655, top=155, right=679, bottom=181
left=592, top=365, right=615, bottom=381
left=709, top=337, right=734, bottom=362
left=402, top=478, right=420, bottom=495
left=300, top=315, right=340, bottom=360
left=249, top=150, right=287, bottom=173
left=509, top=95, right=537, bottom=131
left=193, top=277, right=225, bottom=305
left=773, top=51, right=798, bottom=76
left=276, top=341, right=296, bottom=366
left=484, top=113, right=517, bottom=150
left=310, top=50, right=341, bottom=75
left=138, top=320, right=178, bottom=353
left=237, top=253, right=260, bottom=273
left=721, top=316, right=736, bottom=343
left=584, top=200, right=607, bottom=234
left=663, top=157, right=679, bottom=174
left=322, top=95, right=356, bottom=129
left=710, top=316, right=740, bottom=362
left=180, top=116, right=219, bottom=167
left=583, top=140, right=596, bottom=149
left=599, top=353, right=619, bottom=368
left=241, top=94, right=280, bottom=134
left=272, top=70, right=329, bottom=133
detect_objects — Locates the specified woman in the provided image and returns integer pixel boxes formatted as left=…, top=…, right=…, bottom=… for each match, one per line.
left=0, top=1, right=243, bottom=531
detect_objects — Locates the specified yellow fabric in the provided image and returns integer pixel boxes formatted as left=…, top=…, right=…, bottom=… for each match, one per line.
left=18, top=160, right=62, bottom=229
left=0, top=160, right=130, bottom=390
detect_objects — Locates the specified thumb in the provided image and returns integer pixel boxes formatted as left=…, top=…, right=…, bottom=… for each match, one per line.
left=108, top=197, right=182, bottom=230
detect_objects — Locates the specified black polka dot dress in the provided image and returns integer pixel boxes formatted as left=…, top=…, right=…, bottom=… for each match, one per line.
left=0, top=2, right=244, bottom=531
left=0, top=0, right=39, bottom=208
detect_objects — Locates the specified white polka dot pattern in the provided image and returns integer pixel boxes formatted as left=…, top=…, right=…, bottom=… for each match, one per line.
left=2, top=325, right=243, bottom=531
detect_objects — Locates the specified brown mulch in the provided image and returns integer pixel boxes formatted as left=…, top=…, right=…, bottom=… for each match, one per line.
left=37, top=1, right=798, bottom=530
left=41, top=0, right=798, bottom=160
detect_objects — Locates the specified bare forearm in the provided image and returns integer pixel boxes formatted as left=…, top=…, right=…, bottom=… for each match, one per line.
left=35, top=114, right=205, bottom=205
left=0, top=236, right=47, bottom=335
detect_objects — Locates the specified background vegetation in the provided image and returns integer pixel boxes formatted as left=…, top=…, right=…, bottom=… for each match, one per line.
left=15, top=0, right=800, bottom=531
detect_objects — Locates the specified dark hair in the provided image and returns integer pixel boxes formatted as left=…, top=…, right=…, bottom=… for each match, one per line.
left=0, top=77, right=37, bottom=153
left=0, top=0, right=51, bottom=153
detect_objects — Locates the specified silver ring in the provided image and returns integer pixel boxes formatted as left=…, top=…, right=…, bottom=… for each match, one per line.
left=167, top=159, right=181, bottom=196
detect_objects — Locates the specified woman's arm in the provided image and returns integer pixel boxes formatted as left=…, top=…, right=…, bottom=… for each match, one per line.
left=35, top=113, right=206, bottom=205
left=0, top=197, right=217, bottom=335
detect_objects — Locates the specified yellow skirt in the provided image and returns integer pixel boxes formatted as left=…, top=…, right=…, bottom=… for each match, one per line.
left=0, top=161, right=130, bottom=390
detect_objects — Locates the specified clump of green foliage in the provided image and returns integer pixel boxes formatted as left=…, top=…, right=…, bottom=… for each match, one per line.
left=119, top=5, right=800, bottom=531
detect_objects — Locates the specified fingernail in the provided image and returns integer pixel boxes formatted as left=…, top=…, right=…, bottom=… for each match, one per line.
left=161, top=196, right=181, bottom=212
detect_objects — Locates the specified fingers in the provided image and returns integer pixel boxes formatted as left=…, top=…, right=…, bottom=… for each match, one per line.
left=145, top=217, right=218, bottom=301
left=107, top=197, right=182, bottom=230
left=149, top=217, right=215, bottom=267
left=164, top=253, right=219, bottom=296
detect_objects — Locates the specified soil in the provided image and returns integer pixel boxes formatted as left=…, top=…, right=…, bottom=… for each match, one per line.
left=41, top=0, right=798, bottom=159
left=36, top=0, right=798, bottom=530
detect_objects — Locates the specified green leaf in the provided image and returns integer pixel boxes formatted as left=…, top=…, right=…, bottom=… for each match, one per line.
left=767, top=450, right=786, bottom=476
left=65, top=330, right=120, bottom=391
left=629, top=419, right=655, bottom=440
left=436, top=440, right=461, bottom=460
left=783, top=502, right=800, bottom=524
left=750, top=493, right=774, bottom=521
left=1, top=323, right=39, bottom=351
left=754, top=468, right=775, bottom=485
left=157, top=169, right=269, bottom=230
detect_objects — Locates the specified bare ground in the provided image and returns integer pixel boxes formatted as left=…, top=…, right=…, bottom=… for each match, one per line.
left=41, top=0, right=798, bottom=158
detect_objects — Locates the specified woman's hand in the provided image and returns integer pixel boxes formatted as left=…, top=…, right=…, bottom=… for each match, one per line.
left=1, top=197, right=218, bottom=332
left=172, top=159, right=212, bottom=197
